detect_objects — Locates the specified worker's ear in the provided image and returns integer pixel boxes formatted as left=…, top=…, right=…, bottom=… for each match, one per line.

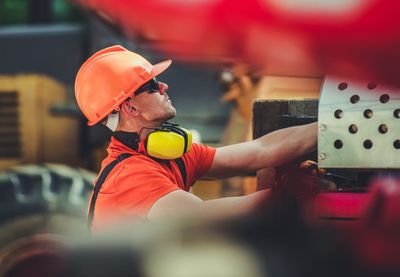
left=121, top=101, right=138, bottom=116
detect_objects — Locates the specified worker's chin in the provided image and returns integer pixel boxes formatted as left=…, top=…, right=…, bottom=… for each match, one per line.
left=165, top=109, right=176, bottom=121
left=157, top=109, right=176, bottom=123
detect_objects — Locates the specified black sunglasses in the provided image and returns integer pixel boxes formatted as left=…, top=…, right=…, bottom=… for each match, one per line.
left=135, top=78, right=160, bottom=96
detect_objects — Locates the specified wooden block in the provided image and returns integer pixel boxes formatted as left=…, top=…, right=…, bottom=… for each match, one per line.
left=252, top=99, right=318, bottom=139
left=252, top=99, right=319, bottom=190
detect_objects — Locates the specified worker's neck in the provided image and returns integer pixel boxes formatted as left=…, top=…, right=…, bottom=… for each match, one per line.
left=138, top=127, right=154, bottom=141
left=116, top=121, right=165, bottom=141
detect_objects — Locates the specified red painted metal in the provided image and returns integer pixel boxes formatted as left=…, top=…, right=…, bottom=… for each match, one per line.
left=314, top=192, right=370, bottom=219
left=73, top=0, right=400, bottom=85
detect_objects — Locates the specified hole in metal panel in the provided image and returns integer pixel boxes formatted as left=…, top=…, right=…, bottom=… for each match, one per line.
left=394, top=140, right=400, bottom=149
left=367, top=82, right=377, bottom=90
left=338, top=82, right=348, bottom=91
left=334, top=140, right=343, bottom=149
left=349, top=124, right=358, bottom=134
left=364, top=109, right=373, bottom=118
left=378, top=124, right=388, bottom=134
left=363, top=139, right=373, bottom=149
left=379, top=94, right=390, bottom=104
left=334, top=109, right=343, bottom=119
left=350, top=95, right=360, bottom=104
left=394, top=109, right=400, bottom=118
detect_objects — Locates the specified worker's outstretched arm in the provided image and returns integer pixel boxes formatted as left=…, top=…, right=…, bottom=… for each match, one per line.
left=204, top=122, right=317, bottom=179
left=147, top=189, right=270, bottom=222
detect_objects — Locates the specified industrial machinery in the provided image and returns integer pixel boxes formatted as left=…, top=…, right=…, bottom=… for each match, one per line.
left=253, top=76, right=400, bottom=275
left=0, top=74, right=80, bottom=170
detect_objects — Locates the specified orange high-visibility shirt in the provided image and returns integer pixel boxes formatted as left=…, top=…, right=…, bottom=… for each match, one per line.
left=91, top=137, right=216, bottom=231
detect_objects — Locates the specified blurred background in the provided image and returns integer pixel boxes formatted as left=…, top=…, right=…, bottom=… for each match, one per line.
left=0, top=0, right=257, bottom=200
left=1, top=0, right=400, bottom=276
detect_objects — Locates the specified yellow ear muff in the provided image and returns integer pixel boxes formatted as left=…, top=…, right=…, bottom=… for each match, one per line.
left=176, top=126, right=192, bottom=153
left=146, top=125, right=192, bottom=160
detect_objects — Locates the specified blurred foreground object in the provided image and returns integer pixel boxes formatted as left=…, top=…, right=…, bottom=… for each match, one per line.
left=3, top=170, right=400, bottom=276
left=73, top=0, right=400, bottom=85
left=0, top=164, right=94, bottom=277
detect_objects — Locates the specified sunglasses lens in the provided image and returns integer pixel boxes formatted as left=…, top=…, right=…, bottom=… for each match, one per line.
left=147, top=79, right=160, bottom=93
left=135, top=78, right=159, bottom=95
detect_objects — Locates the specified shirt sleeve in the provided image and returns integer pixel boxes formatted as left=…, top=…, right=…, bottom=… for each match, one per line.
left=183, top=143, right=216, bottom=184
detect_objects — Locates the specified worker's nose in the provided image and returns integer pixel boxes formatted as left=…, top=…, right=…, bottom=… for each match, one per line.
left=158, top=81, right=168, bottom=95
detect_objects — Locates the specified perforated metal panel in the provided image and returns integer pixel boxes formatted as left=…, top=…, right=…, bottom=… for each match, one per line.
left=318, top=76, right=400, bottom=169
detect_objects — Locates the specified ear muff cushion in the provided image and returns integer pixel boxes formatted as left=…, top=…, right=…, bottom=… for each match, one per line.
left=147, top=130, right=186, bottom=160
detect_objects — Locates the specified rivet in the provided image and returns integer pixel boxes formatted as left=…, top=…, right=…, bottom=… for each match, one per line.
left=319, top=124, right=326, bottom=131
left=319, top=153, right=326, bottom=160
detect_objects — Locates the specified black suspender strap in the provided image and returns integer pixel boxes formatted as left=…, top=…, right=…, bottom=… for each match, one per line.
left=174, top=157, right=187, bottom=190
left=87, top=153, right=132, bottom=229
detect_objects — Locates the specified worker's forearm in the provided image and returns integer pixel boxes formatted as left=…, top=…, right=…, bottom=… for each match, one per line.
left=255, top=122, right=317, bottom=168
left=198, top=189, right=270, bottom=220
left=205, top=122, right=317, bottom=179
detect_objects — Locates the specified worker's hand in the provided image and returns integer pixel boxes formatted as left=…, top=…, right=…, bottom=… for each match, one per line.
left=274, top=160, right=336, bottom=199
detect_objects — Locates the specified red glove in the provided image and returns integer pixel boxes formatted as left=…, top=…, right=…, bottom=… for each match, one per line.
left=274, top=160, right=335, bottom=200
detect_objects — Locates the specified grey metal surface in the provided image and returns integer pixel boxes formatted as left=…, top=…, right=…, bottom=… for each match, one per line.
left=0, top=24, right=86, bottom=84
left=318, top=76, right=400, bottom=168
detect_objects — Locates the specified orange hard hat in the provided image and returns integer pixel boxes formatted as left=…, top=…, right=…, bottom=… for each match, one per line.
left=75, top=45, right=172, bottom=126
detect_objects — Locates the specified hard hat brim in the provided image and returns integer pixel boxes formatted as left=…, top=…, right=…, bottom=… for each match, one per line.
left=152, top=59, right=172, bottom=77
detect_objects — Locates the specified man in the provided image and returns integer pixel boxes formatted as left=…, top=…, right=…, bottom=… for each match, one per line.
left=75, top=45, right=317, bottom=231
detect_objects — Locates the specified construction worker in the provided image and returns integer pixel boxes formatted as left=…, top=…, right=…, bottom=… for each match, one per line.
left=75, top=45, right=317, bottom=232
